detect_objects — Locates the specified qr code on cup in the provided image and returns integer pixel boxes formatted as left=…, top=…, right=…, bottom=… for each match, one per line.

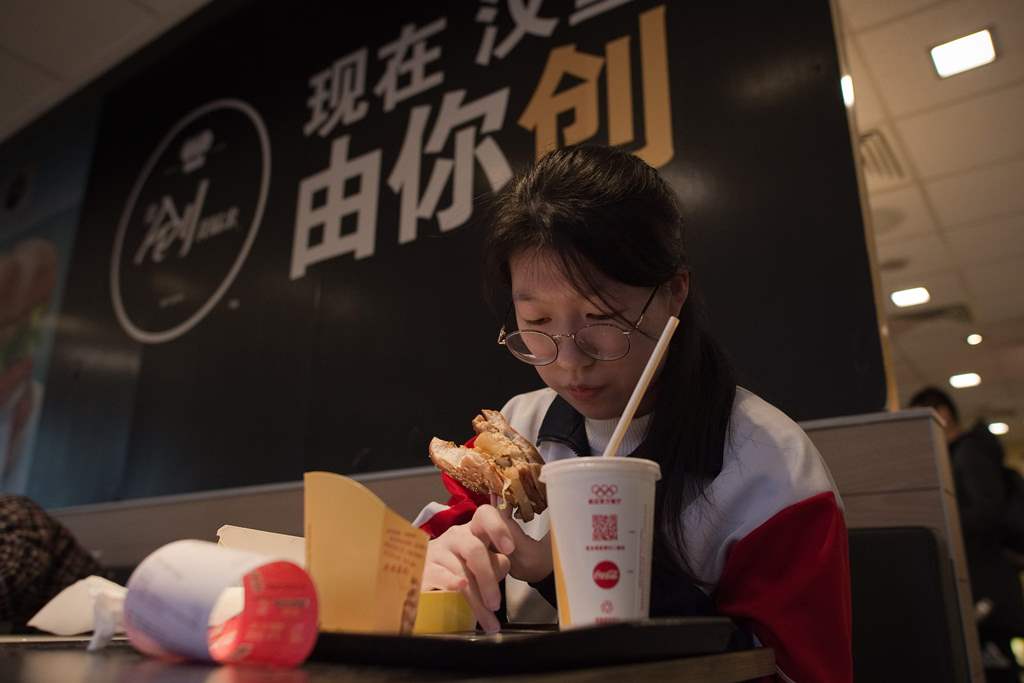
left=591, top=514, right=618, bottom=541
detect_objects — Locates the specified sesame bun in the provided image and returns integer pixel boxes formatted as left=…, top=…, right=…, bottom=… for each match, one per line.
left=429, top=410, right=547, bottom=522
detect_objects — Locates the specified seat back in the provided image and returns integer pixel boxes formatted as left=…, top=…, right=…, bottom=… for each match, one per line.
left=849, top=527, right=965, bottom=682
left=805, top=410, right=984, bottom=681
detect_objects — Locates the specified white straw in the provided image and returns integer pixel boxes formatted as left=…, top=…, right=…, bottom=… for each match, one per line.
left=603, top=315, right=680, bottom=458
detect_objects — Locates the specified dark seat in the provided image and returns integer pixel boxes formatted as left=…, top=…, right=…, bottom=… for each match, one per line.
left=849, top=527, right=969, bottom=682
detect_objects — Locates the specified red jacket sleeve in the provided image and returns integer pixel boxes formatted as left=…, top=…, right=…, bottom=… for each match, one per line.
left=714, top=491, right=853, bottom=683
left=418, top=436, right=489, bottom=539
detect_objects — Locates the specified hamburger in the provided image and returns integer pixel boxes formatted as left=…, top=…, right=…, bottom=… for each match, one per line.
left=428, top=410, right=547, bottom=522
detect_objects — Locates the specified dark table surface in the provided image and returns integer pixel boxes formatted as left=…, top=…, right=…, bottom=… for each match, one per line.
left=0, top=635, right=775, bottom=683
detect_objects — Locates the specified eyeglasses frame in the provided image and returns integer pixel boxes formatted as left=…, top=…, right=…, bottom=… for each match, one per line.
left=496, top=286, right=661, bottom=366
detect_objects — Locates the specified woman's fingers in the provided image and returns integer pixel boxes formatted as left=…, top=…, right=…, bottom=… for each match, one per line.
left=459, top=569, right=501, bottom=634
left=492, top=550, right=512, bottom=580
left=430, top=548, right=477, bottom=589
left=442, top=548, right=506, bottom=633
left=422, top=563, right=467, bottom=592
left=455, top=535, right=504, bottom=611
left=496, top=503, right=533, bottom=546
left=482, top=501, right=533, bottom=547
left=470, top=505, right=516, bottom=555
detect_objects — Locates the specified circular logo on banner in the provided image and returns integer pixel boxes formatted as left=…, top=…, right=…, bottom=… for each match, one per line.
left=592, top=561, right=620, bottom=589
left=110, top=99, right=271, bottom=344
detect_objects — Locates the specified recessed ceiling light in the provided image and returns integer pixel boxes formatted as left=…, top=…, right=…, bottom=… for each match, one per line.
left=967, top=333, right=983, bottom=346
left=890, top=287, right=930, bottom=307
left=931, top=29, right=996, bottom=78
left=989, top=422, right=1009, bottom=436
left=841, top=75, right=855, bottom=107
left=949, top=372, right=981, bottom=389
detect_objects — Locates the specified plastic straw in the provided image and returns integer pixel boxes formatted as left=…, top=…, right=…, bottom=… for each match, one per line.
left=602, top=315, right=680, bottom=458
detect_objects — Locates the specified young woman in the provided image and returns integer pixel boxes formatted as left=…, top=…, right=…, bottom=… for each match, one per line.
left=415, top=145, right=852, bottom=682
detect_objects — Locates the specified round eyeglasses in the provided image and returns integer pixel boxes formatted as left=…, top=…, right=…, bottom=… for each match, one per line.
left=497, top=287, right=659, bottom=366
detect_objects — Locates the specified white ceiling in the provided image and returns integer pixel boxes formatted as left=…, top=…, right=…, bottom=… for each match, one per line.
left=840, top=0, right=1024, bottom=458
left=0, top=0, right=1022, bottom=456
left=0, top=0, right=210, bottom=140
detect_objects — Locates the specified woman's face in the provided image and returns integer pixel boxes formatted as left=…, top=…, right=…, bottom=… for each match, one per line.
left=508, top=250, right=688, bottom=420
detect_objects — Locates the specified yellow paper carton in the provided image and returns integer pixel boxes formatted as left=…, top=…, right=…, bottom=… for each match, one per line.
left=304, top=471, right=429, bottom=634
left=413, top=590, right=475, bottom=634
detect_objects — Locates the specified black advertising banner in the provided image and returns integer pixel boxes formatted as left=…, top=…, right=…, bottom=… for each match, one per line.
left=31, top=0, right=884, bottom=506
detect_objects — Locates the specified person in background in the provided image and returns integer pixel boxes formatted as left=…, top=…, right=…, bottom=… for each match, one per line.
left=909, top=386, right=1024, bottom=682
left=0, top=495, right=102, bottom=632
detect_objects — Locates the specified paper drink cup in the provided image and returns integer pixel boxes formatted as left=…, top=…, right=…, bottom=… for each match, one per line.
left=540, top=457, right=661, bottom=629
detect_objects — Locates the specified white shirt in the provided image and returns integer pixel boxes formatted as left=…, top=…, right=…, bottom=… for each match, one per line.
left=492, top=386, right=843, bottom=622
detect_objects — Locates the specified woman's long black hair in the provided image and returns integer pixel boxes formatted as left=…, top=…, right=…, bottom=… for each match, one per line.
left=481, top=145, right=736, bottom=579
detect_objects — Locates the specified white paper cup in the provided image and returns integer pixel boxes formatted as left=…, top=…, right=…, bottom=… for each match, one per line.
left=540, top=456, right=661, bottom=629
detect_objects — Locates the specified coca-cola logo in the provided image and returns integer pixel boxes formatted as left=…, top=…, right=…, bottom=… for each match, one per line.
left=592, top=561, right=620, bottom=589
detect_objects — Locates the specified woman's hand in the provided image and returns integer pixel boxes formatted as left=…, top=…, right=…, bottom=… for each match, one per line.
left=422, top=505, right=515, bottom=633
left=488, top=500, right=553, bottom=584
left=474, top=498, right=553, bottom=583
left=422, top=503, right=555, bottom=632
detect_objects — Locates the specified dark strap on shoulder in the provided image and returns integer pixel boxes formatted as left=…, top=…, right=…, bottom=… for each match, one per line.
left=536, top=396, right=589, bottom=458
left=528, top=573, right=558, bottom=608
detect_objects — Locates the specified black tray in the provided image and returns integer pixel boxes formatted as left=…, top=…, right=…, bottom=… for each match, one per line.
left=312, top=617, right=736, bottom=673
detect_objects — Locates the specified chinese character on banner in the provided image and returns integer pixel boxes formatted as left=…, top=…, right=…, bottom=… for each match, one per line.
left=291, top=136, right=382, bottom=279
left=519, top=5, right=672, bottom=168
left=475, top=0, right=558, bottom=66
left=304, top=49, right=370, bottom=137
left=388, top=87, right=513, bottom=244
left=568, top=0, right=634, bottom=26
left=375, top=18, right=447, bottom=113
